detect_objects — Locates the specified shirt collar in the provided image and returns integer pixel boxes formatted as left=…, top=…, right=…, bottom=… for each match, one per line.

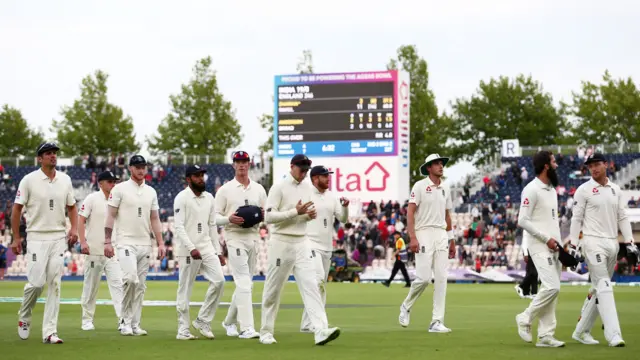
left=425, top=176, right=442, bottom=188
left=128, top=178, right=146, bottom=188
left=232, top=177, right=251, bottom=189
left=287, top=172, right=301, bottom=185
left=39, top=168, right=57, bottom=181
left=187, top=186, right=205, bottom=198
left=534, top=177, right=553, bottom=190
left=589, top=177, right=611, bottom=187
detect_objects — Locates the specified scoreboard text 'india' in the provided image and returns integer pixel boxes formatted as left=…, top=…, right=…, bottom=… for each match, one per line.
left=272, top=70, right=411, bottom=204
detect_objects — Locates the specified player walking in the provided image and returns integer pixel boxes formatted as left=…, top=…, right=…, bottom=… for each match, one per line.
left=217, top=151, right=266, bottom=339
left=174, top=165, right=226, bottom=340
left=260, top=154, right=341, bottom=345
left=570, top=153, right=634, bottom=347
left=79, top=171, right=124, bottom=331
left=104, top=155, right=166, bottom=336
left=515, top=150, right=565, bottom=347
left=398, top=154, right=456, bottom=333
left=12, top=142, right=79, bottom=344
left=300, top=165, right=349, bottom=333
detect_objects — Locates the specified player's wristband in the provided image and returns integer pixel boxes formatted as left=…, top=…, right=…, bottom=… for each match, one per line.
left=447, top=230, right=454, bottom=240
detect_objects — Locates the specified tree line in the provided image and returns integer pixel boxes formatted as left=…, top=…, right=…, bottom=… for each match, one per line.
left=1, top=46, right=639, bottom=185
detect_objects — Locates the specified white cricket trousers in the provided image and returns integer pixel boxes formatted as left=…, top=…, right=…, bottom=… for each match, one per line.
left=402, top=228, right=449, bottom=323
left=176, top=253, right=225, bottom=334
left=81, top=254, right=124, bottom=326
left=18, top=238, right=66, bottom=339
left=260, top=235, right=329, bottom=336
left=223, top=241, right=258, bottom=332
left=520, top=251, right=561, bottom=338
left=117, top=245, right=150, bottom=328
left=301, top=248, right=332, bottom=330
left=574, top=237, right=622, bottom=342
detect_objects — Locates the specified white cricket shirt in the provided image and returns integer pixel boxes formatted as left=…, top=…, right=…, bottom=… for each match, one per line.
left=215, top=178, right=267, bottom=247
left=173, top=187, right=219, bottom=257
left=517, top=177, right=561, bottom=255
left=79, top=190, right=117, bottom=254
left=409, top=177, right=453, bottom=231
left=107, top=179, right=159, bottom=246
left=14, top=169, right=76, bottom=241
left=307, top=187, right=348, bottom=252
left=265, top=172, right=313, bottom=239
left=569, top=178, right=633, bottom=244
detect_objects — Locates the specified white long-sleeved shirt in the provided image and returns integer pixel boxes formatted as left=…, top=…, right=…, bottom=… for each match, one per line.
left=79, top=190, right=116, bottom=254
left=569, top=178, right=633, bottom=244
left=173, top=187, right=219, bottom=257
left=307, top=187, right=348, bottom=252
left=215, top=178, right=267, bottom=247
left=265, top=172, right=313, bottom=239
left=517, top=177, right=561, bottom=256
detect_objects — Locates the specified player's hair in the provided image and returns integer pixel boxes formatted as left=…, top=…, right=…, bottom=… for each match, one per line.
left=532, top=150, right=553, bottom=175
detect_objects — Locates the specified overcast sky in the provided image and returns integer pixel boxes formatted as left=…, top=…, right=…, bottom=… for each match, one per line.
left=1, top=0, right=638, bottom=183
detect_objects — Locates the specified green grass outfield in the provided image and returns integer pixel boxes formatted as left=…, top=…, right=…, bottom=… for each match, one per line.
left=1, top=281, right=639, bottom=360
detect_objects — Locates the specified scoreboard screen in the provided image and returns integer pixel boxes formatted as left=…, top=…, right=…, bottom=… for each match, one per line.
left=273, top=72, right=400, bottom=158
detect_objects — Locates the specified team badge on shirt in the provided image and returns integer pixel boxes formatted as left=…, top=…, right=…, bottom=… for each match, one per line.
left=15, top=189, right=20, bottom=200
left=426, top=186, right=432, bottom=193
left=522, top=198, right=530, bottom=206
left=592, top=188, right=599, bottom=194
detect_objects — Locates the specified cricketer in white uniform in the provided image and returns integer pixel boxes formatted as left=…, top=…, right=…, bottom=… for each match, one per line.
left=218, top=151, right=266, bottom=339
left=515, top=150, right=565, bottom=348
left=174, top=165, right=226, bottom=340
left=260, top=154, right=341, bottom=346
left=570, top=153, right=633, bottom=347
left=398, top=154, right=456, bottom=333
left=12, top=142, right=79, bottom=344
left=104, top=155, right=166, bottom=336
left=79, top=170, right=124, bottom=331
left=300, top=165, right=349, bottom=333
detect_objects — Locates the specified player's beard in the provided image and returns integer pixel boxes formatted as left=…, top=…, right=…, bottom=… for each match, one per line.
left=548, top=167, right=559, bottom=187
left=190, top=181, right=206, bottom=193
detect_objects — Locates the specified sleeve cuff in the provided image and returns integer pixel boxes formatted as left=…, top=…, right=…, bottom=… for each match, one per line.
left=288, top=208, right=299, bottom=218
left=447, top=230, right=455, bottom=240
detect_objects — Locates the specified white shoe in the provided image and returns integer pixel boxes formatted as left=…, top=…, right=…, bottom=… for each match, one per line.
left=300, top=327, right=315, bottom=334
left=526, top=294, right=536, bottom=299
left=192, top=319, right=214, bottom=339
left=572, top=331, right=599, bottom=345
left=239, top=328, right=260, bottom=339
left=514, top=285, right=525, bottom=299
left=515, top=313, right=532, bottom=343
left=120, top=325, right=133, bottom=336
left=398, top=304, right=410, bottom=328
left=314, top=327, right=341, bottom=346
left=82, top=323, right=95, bottom=331
left=222, top=322, right=239, bottom=337
left=132, top=326, right=148, bottom=336
left=43, top=333, right=64, bottom=344
left=536, top=336, right=566, bottom=348
left=609, top=335, right=625, bottom=347
left=428, top=321, right=452, bottom=333
left=176, top=332, right=198, bottom=340
left=18, top=321, right=30, bottom=340
left=260, top=333, right=277, bottom=345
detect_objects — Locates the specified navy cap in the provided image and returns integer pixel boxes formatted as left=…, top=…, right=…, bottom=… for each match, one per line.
left=290, top=154, right=312, bottom=169
left=98, top=171, right=118, bottom=182
left=233, top=151, right=250, bottom=162
left=36, top=142, right=60, bottom=156
left=310, top=165, right=333, bottom=177
left=129, top=155, right=147, bottom=166
left=584, top=153, right=607, bottom=165
left=185, top=164, right=207, bottom=177
left=235, top=205, right=263, bottom=228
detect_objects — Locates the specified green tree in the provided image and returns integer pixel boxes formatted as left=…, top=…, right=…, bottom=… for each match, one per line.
left=565, top=70, right=640, bottom=146
left=0, top=105, right=45, bottom=157
left=147, top=57, right=242, bottom=162
left=387, top=45, right=452, bottom=183
left=51, top=70, right=139, bottom=156
left=449, top=74, right=569, bottom=166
